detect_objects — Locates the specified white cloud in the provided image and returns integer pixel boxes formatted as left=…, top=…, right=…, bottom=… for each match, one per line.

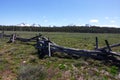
left=105, top=17, right=109, bottom=19
left=89, top=19, right=99, bottom=23
left=44, top=19, right=48, bottom=23
left=110, top=20, right=115, bottom=23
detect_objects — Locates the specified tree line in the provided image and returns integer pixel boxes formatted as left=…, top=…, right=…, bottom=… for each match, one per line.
left=0, top=25, right=120, bottom=33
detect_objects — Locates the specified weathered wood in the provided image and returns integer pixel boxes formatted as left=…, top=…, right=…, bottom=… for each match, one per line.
left=105, top=40, right=112, bottom=52
left=50, top=44, right=106, bottom=60
left=48, top=43, right=51, bottom=57
left=3, top=32, right=119, bottom=62
left=95, top=37, right=98, bottom=49
left=109, top=51, right=120, bottom=56
left=0, top=33, right=3, bottom=38
left=51, top=44, right=102, bottom=56
left=35, top=35, right=120, bottom=59
left=8, top=34, right=15, bottom=43
left=3, top=34, right=11, bottom=37
left=98, top=43, right=120, bottom=50
left=12, top=34, right=17, bottom=42
left=50, top=43, right=120, bottom=57
left=0, top=31, right=4, bottom=38
left=16, top=35, right=42, bottom=42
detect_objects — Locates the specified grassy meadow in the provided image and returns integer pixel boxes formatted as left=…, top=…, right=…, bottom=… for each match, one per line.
left=0, top=31, right=120, bottom=80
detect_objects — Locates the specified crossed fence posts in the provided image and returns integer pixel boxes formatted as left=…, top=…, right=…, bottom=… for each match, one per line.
left=36, top=36, right=51, bottom=58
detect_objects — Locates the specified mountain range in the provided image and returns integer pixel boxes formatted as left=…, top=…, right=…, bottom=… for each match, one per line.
left=16, top=23, right=41, bottom=27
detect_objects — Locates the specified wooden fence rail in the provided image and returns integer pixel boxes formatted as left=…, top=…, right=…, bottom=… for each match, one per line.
left=35, top=35, right=120, bottom=64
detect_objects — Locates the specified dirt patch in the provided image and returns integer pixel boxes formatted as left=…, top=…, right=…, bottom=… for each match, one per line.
left=1, top=70, right=16, bottom=80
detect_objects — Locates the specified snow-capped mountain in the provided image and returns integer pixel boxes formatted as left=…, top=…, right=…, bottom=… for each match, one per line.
left=16, top=23, right=40, bottom=27
left=17, top=23, right=31, bottom=27
left=31, top=24, right=41, bottom=27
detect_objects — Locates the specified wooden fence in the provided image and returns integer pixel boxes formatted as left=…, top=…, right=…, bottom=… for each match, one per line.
left=1, top=32, right=120, bottom=64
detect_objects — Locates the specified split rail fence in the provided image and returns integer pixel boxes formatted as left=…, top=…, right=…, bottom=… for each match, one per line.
left=1, top=32, right=120, bottom=64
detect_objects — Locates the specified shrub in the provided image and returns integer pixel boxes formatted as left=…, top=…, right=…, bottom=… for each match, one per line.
left=58, top=64, right=66, bottom=70
left=109, top=66, right=118, bottom=76
left=17, top=65, right=46, bottom=80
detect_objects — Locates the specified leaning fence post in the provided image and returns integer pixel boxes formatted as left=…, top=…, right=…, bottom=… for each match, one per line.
left=105, top=40, right=112, bottom=52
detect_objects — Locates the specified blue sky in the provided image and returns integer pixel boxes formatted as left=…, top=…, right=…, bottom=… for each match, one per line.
left=0, top=0, right=120, bottom=27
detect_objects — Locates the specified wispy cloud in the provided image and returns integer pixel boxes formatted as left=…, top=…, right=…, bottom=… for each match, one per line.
left=105, top=17, right=109, bottom=20
left=44, top=19, right=48, bottom=23
left=43, top=16, right=46, bottom=19
left=89, top=19, right=99, bottom=23
left=110, top=20, right=115, bottom=23
left=114, top=17, right=120, bottom=19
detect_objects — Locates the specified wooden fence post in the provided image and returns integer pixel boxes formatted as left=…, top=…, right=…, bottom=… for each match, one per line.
left=48, top=42, right=51, bottom=57
left=2, top=30, right=4, bottom=38
left=95, top=37, right=98, bottom=49
left=8, top=33, right=16, bottom=43
left=47, top=38, right=51, bottom=57
left=0, top=31, right=4, bottom=38
left=105, top=40, right=112, bottom=52
left=36, top=36, right=50, bottom=58
left=36, top=37, right=41, bottom=58
left=12, top=34, right=16, bottom=43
